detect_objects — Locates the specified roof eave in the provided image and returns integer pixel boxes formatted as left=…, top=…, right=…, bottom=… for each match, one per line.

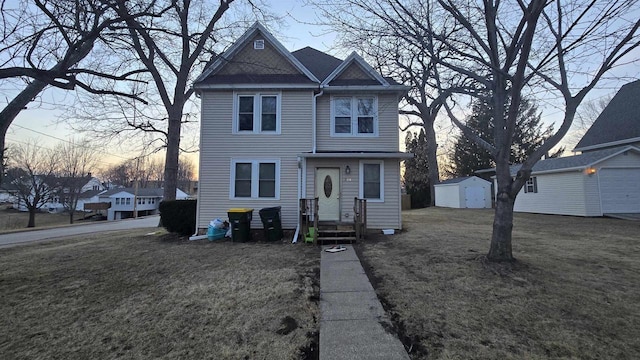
left=573, top=137, right=640, bottom=152
left=299, top=152, right=413, bottom=159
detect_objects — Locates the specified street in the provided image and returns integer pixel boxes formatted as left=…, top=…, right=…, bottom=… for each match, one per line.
left=0, top=215, right=161, bottom=248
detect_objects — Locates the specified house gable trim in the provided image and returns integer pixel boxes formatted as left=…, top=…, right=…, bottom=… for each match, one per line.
left=195, top=22, right=320, bottom=85
left=322, top=52, right=389, bottom=87
left=573, top=137, right=640, bottom=152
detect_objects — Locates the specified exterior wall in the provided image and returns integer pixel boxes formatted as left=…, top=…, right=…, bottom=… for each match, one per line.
left=315, top=93, right=400, bottom=152
left=197, top=89, right=314, bottom=230
left=512, top=171, right=589, bottom=216
left=217, top=33, right=299, bottom=76
left=434, top=185, right=461, bottom=208
left=305, top=158, right=402, bottom=229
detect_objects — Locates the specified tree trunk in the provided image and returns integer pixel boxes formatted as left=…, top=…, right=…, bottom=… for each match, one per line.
left=163, top=108, right=182, bottom=202
left=27, top=209, right=36, bottom=228
left=487, top=185, right=516, bottom=262
left=424, top=120, right=440, bottom=206
left=69, top=210, right=75, bottom=224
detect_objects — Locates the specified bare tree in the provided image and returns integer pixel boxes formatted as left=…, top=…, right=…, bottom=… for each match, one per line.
left=564, top=94, right=614, bottom=150
left=312, top=0, right=470, bottom=205
left=421, top=0, right=639, bottom=261
left=55, top=138, right=100, bottom=224
left=0, top=0, right=151, bottom=186
left=100, top=0, right=241, bottom=201
left=5, top=140, right=60, bottom=227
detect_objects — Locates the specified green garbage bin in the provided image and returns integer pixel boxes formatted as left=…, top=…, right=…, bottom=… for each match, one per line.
left=259, top=206, right=283, bottom=241
left=227, top=208, right=253, bottom=242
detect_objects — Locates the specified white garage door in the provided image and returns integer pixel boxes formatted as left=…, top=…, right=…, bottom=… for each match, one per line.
left=464, top=186, right=486, bottom=208
left=599, top=168, right=640, bottom=213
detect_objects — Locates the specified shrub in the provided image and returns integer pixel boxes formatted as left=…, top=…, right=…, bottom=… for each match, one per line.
left=159, top=200, right=197, bottom=236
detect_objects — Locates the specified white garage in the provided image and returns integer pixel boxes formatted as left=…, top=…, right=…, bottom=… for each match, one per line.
left=510, top=146, right=640, bottom=217
left=435, top=176, right=492, bottom=209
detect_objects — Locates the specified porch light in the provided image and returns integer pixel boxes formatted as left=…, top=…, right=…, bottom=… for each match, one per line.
left=345, top=165, right=351, bottom=175
left=585, top=167, right=596, bottom=175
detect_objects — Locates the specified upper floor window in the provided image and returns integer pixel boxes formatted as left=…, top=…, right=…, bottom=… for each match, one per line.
left=234, top=93, right=281, bottom=134
left=331, top=96, right=377, bottom=136
left=231, top=159, right=280, bottom=199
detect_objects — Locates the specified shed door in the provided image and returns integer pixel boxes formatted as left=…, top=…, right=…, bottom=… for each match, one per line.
left=316, top=168, right=340, bottom=221
left=599, top=168, right=640, bottom=213
left=464, top=186, right=486, bottom=208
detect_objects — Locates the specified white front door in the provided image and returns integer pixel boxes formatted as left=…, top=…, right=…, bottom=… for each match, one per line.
left=316, top=168, right=340, bottom=221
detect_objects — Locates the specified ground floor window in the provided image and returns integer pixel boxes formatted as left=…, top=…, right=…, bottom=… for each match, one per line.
left=359, top=160, right=384, bottom=201
left=524, top=177, right=538, bottom=193
left=231, top=159, right=280, bottom=199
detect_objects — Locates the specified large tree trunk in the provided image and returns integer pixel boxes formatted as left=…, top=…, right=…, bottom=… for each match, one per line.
left=27, top=209, right=36, bottom=228
left=424, top=119, right=440, bottom=206
left=488, top=189, right=515, bottom=261
left=163, top=108, right=182, bottom=202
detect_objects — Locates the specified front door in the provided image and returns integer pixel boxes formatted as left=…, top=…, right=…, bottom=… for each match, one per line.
left=316, top=168, right=340, bottom=221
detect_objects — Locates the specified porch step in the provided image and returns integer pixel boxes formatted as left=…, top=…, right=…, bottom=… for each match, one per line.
left=317, top=236, right=357, bottom=245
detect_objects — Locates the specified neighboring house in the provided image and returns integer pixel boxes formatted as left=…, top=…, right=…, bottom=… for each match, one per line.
left=98, top=188, right=189, bottom=221
left=192, top=23, right=411, bottom=234
left=507, top=79, right=640, bottom=216
left=435, top=176, right=492, bottom=209
left=44, top=175, right=105, bottom=213
left=77, top=189, right=106, bottom=212
left=0, top=183, right=19, bottom=204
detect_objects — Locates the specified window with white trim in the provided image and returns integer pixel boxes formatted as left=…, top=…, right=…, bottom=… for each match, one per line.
left=524, top=177, right=538, bottom=193
left=359, top=160, right=384, bottom=201
left=234, top=93, right=280, bottom=133
left=231, top=159, right=280, bottom=199
left=331, top=96, right=377, bottom=136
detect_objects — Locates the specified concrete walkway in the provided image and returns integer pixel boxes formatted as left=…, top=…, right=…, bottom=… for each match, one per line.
left=320, top=244, right=410, bottom=360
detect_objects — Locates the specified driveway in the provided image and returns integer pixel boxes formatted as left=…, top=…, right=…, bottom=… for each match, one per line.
left=0, top=215, right=161, bottom=248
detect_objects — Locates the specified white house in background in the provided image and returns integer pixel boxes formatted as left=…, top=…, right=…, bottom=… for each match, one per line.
left=192, top=22, right=411, bottom=234
left=508, top=79, right=640, bottom=216
left=435, top=176, right=492, bottom=209
left=98, top=188, right=189, bottom=220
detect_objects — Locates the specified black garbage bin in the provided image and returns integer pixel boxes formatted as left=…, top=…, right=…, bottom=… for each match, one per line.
left=227, top=208, right=253, bottom=242
left=259, top=206, right=283, bottom=241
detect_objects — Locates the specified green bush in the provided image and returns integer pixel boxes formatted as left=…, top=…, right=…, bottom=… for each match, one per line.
left=159, top=200, right=197, bottom=236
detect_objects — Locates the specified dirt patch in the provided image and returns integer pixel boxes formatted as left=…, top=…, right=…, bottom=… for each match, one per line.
left=0, top=229, right=320, bottom=359
left=358, top=208, right=640, bottom=359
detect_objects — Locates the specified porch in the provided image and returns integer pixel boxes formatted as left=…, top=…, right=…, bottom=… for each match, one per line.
left=299, top=197, right=367, bottom=244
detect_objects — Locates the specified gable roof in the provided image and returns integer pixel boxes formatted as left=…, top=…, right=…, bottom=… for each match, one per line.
left=437, top=176, right=489, bottom=185
left=574, top=80, right=640, bottom=151
left=322, top=52, right=389, bottom=86
left=79, top=189, right=105, bottom=199
left=99, top=188, right=165, bottom=197
left=194, top=22, right=320, bottom=86
left=508, top=146, right=640, bottom=176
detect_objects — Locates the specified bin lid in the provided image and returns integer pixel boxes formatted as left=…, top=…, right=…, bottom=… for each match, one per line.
left=228, top=208, right=254, bottom=213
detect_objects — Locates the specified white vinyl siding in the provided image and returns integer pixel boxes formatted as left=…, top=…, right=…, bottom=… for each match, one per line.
left=434, top=177, right=492, bottom=209
left=197, top=90, right=313, bottom=230
left=317, top=94, right=400, bottom=151
left=513, top=172, right=589, bottom=216
left=233, top=92, right=281, bottom=134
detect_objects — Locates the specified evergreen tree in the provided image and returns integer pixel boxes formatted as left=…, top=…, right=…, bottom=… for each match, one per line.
left=450, top=98, right=556, bottom=177
left=404, top=129, right=431, bottom=208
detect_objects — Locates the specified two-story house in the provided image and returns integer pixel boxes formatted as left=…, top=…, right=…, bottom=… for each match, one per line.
left=192, top=23, right=411, bottom=237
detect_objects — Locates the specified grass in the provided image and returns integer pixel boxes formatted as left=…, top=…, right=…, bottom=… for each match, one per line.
left=0, top=207, right=90, bottom=231
left=357, top=207, right=640, bottom=359
left=0, top=230, right=320, bottom=359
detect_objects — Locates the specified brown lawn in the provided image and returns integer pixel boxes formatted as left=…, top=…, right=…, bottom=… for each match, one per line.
left=0, top=207, right=90, bottom=232
left=357, top=207, right=640, bottom=360
left=0, top=230, right=319, bottom=359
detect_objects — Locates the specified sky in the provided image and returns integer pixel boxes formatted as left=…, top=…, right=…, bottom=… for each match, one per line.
left=3, top=0, right=639, bottom=178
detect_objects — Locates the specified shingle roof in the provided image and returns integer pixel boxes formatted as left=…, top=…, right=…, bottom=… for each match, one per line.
left=574, top=80, right=640, bottom=151
left=291, top=47, right=343, bottom=82
left=79, top=189, right=104, bottom=198
left=509, top=146, right=639, bottom=176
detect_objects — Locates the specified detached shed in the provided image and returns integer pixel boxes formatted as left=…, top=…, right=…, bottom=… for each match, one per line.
left=435, top=176, right=492, bottom=209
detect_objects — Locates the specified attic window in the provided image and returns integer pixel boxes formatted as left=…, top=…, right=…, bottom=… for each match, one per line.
left=254, top=39, right=264, bottom=50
